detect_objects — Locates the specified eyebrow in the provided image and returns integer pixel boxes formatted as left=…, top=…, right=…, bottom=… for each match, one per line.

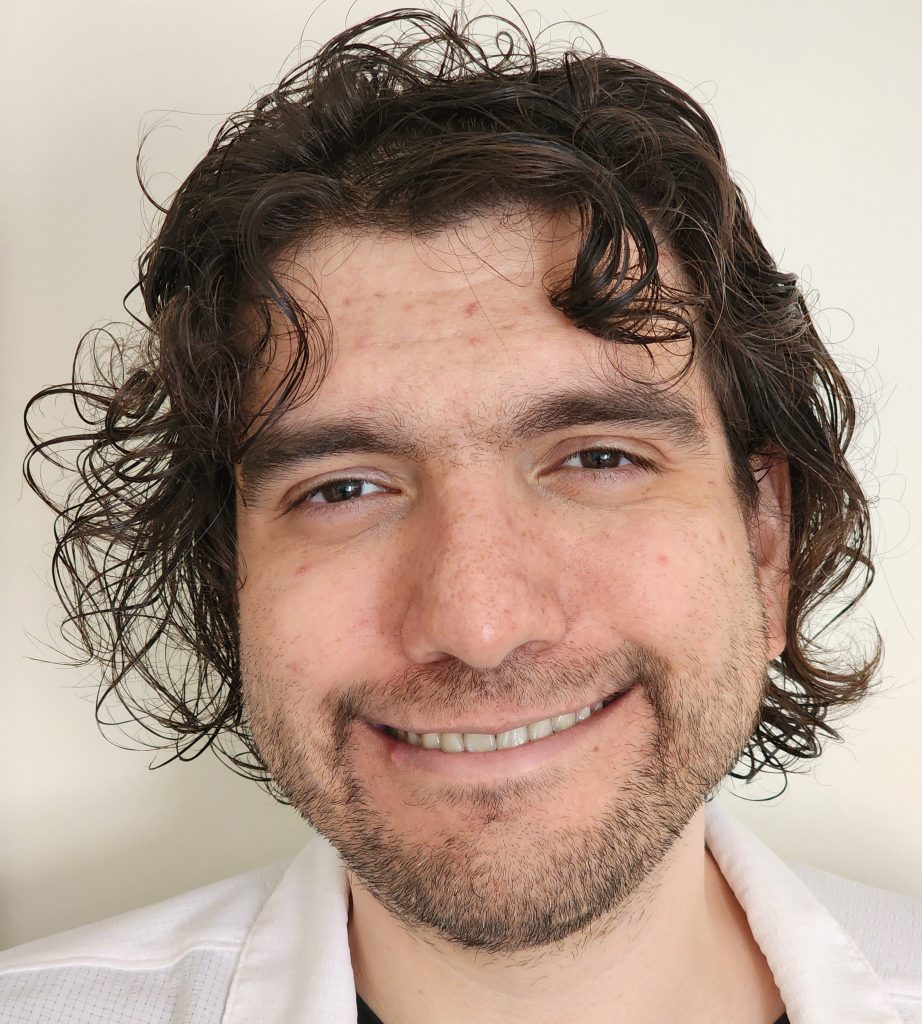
left=237, top=382, right=708, bottom=505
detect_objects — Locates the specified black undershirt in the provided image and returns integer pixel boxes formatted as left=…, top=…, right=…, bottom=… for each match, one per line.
left=356, top=993, right=790, bottom=1023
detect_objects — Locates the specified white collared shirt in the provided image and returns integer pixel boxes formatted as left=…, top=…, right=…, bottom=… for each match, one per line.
left=1, top=801, right=920, bottom=1023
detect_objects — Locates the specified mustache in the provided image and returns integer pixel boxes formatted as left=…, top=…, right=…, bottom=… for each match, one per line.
left=322, top=642, right=669, bottom=728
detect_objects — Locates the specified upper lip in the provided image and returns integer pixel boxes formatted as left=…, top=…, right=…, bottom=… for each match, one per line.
left=376, top=688, right=625, bottom=735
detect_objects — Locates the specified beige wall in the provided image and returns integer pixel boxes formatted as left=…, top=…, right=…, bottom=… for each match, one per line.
left=3, top=0, right=920, bottom=948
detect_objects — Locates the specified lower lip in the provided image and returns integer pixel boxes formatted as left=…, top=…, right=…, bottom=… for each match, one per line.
left=364, top=686, right=637, bottom=782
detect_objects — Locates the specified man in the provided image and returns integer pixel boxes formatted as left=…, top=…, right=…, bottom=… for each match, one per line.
left=4, top=7, right=920, bottom=1023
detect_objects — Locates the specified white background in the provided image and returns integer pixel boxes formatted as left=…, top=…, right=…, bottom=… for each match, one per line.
left=2, top=0, right=920, bottom=948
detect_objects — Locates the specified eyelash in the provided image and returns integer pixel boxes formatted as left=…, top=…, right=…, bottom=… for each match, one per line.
left=288, top=446, right=657, bottom=514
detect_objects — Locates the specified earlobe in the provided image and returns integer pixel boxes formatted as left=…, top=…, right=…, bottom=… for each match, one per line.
left=748, top=453, right=791, bottom=660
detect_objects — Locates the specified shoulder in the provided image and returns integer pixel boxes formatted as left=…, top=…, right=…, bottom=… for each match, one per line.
left=792, top=861, right=922, bottom=1011
left=0, top=856, right=292, bottom=1024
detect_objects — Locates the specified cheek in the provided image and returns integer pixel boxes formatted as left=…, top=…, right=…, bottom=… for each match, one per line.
left=238, top=549, right=396, bottom=683
left=562, top=510, right=756, bottom=659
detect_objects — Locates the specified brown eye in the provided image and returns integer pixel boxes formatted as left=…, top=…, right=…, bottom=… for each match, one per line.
left=303, top=478, right=386, bottom=506
left=561, top=448, right=634, bottom=470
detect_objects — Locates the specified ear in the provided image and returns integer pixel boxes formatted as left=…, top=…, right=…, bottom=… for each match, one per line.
left=748, top=452, right=791, bottom=661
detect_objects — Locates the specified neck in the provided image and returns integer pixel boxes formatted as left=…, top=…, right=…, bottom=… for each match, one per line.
left=347, top=805, right=784, bottom=1024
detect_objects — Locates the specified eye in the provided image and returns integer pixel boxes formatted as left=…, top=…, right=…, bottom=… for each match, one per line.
left=559, top=447, right=651, bottom=472
left=294, top=477, right=389, bottom=508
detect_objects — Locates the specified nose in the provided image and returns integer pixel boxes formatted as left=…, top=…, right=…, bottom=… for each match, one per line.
left=399, top=483, right=567, bottom=669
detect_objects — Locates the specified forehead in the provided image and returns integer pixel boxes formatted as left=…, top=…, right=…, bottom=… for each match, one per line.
left=255, top=209, right=716, bottom=435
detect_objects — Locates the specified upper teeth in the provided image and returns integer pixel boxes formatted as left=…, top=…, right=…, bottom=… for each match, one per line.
left=390, top=699, right=607, bottom=753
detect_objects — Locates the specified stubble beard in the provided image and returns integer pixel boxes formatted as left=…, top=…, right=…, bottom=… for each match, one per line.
left=242, top=620, right=768, bottom=956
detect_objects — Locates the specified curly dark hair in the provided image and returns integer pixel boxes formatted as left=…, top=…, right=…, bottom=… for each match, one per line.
left=24, top=7, right=879, bottom=798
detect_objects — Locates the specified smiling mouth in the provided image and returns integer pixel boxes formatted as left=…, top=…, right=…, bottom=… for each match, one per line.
left=379, top=692, right=622, bottom=753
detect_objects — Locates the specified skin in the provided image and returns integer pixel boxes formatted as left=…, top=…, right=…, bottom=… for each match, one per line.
left=235, top=210, right=791, bottom=1024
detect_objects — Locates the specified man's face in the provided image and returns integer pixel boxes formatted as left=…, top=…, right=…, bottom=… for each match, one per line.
left=235, top=212, right=789, bottom=953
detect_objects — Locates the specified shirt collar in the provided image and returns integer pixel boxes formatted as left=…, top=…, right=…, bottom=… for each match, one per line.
left=222, top=831, right=354, bottom=1023
left=705, top=798, right=902, bottom=1024
left=222, top=802, right=902, bottom=1024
